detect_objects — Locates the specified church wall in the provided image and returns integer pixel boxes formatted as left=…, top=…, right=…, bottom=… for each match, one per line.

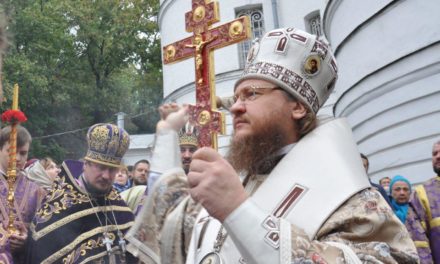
left=152, top=0, right=440, bottom=185
left=324, top=0, right=440, bottom=184
left=277, top=0, right=325, bottom=29
left=124, top=134, right=155, bottom=165
left=123, top=148, right=153, bottom=167
left=134, top=0, right=440, bottom=186
left=324, top=0, right=393, bottom=49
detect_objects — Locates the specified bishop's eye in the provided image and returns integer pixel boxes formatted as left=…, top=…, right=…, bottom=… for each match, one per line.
left=233, top=87, right=258, bottom=103
left=243, top=89, right=257, bottom=101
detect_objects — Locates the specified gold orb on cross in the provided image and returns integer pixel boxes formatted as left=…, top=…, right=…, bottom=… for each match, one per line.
left=165, top=45, right=176, bottom=61
left=229, top=21, right=243, bottom=38
left=198, top=110, right=211, bottom=125
left=193, top=6, right=206, bottom=22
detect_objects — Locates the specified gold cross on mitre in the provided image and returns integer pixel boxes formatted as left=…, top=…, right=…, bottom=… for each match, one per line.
left=163, top=0, right=250, bottom=149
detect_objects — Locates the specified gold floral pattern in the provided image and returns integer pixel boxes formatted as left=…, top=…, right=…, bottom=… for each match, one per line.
left=34, top=175, right=122, bottom=224
left=84, top=123, right=130, bottom=167
left=126, top=169, right=192, bottom=263
left=35, top=176, right=89, bottom=223
left=301, top=188, right=420, bottom=263
left=61, top=233, right=121, bottom=264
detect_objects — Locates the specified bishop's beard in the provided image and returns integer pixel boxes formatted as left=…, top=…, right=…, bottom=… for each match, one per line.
left=226, top=121, right=288, bottom=175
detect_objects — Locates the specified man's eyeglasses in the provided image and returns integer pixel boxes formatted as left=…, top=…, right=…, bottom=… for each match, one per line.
left=233, top=85, right=279, bottom=104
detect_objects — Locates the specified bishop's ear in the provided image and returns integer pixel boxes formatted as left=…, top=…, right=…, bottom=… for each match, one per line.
left=290, top=101, right=307, bottom=120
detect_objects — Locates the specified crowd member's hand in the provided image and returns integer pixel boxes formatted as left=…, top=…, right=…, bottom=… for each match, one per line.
left=188, top=147, right=248, bottom=222
left=9, top=224, right=27, bottom=253
left=157, top=104, right=188, bottom=132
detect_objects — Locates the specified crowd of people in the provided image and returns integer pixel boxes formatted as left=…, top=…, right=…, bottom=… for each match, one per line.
left=1, top=16, right=439, bottom=264
left=362, top=151, right=440, bottom=263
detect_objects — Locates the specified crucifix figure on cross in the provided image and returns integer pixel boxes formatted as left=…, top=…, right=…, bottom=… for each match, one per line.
left=103, top=232, right=114, bottom=254
left=185, top=34, right=216, bottom=85
left=163, top=0, right=251, bottom=149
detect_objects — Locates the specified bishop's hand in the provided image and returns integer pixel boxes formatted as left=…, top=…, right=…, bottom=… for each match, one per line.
left=188, top=147, right=248, bottom=222
left=158, top=103, right=179, bottom=120
left=156, top=103, right=188, bottom=132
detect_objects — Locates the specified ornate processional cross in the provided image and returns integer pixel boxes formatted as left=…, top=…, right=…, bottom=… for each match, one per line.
left=163, top=0, right=251, bottom=149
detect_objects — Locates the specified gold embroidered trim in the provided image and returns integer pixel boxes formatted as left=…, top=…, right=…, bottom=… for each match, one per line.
left=414, top=241, right=430, bottom=248
left=63, top=236, right=104, bottom=264
left=34, top=164, right=121, bottom=224
left=64, top=235, right=123, bottom=264
left=63, top=161, right=83, bottom=193
left=421, top=220, right=427, bottom=231
left=0, top=227, right=8, bottom=246
left=41, top=221, right=133, bottom=264
left=84, top=154, right=121, bottom=168
left=415, top=185, right=432, bottom=222
left=78, top=249, right=109, bottom=264
left=430, top=217, right=440, bottom=228
left=32, top=206, right=132, bottom=241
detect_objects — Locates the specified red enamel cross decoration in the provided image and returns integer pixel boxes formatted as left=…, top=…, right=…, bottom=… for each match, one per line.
left=163, top=0, right=251, bottom=149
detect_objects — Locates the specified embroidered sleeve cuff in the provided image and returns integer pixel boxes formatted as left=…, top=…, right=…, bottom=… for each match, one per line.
left=223, top=199, right=280, bottom=264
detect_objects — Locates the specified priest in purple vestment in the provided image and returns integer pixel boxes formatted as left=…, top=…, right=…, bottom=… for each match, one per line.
left=411, top=139, right=440, bottom=263
left=0, top=125, right=44, bottom=263
left=26, top=123, right=137, bottom=263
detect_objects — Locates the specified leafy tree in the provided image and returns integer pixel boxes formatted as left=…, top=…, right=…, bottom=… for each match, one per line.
left=0, top=0, right=162, bottom=160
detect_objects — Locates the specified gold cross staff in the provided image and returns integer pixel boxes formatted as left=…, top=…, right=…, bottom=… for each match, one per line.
left=7, top=84, right=20, bottom=235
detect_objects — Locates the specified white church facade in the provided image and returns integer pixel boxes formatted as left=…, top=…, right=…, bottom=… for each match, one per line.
left=124, top=0, right=440, bottom=185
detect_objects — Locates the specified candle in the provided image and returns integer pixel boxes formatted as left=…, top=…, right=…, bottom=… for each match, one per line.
left=12, top=84, right=19, bottom=110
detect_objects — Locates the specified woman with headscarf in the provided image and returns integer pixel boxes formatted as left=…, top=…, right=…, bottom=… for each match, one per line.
left=390, top=175, right=433, bottom=264
left=26, top=157, right=60, bottom=190
left=113, top=166, right=131, bottom=193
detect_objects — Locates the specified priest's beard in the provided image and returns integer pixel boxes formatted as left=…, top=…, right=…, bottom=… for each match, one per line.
left=434, top=165, right=440, bottom=177
left=81, top=175, right=111, bottom=197
left=226, top=121, right=288, bottom=175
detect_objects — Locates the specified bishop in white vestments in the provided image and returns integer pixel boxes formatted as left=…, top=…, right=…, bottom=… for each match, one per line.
left=127, top=27, right=419, bottom=264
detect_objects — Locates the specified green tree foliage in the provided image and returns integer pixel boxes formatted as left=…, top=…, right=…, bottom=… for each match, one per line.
left=0, top=0, right=162, bottom=161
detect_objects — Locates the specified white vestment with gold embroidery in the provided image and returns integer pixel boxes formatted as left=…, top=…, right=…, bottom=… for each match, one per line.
left=186, top=117, right=371, bottom=264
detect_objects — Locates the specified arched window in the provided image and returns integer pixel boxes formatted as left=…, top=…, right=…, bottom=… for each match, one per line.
left=305, top=11, right=322, bottom=37
left=236, top=7, right=265, bottom=68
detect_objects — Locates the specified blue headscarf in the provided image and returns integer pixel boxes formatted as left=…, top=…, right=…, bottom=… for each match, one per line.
left=389, top=175, right=411, bottom=223
left=113, top=180, right=131, bottom=193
